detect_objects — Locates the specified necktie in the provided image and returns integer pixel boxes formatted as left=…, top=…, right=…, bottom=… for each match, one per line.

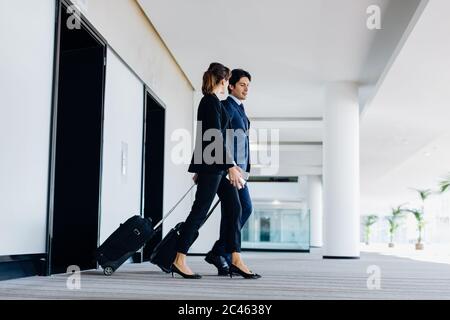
left=239, top=103, right=248, bottom=131
left=239, top=103, right=249, bottom=163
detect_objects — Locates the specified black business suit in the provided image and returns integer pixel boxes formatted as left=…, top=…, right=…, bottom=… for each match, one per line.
left=177, top=93, right=241, bottom=254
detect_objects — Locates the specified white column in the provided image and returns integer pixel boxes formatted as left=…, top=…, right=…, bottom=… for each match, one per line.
left=308, top=175, right=323, bottom=247
left=323, top=82, right=360, bottom=259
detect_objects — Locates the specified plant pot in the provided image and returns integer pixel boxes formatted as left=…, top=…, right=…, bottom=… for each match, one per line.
left=415, top=243, right=424, bottom=250
left=388, top=243, right=395, bottom=248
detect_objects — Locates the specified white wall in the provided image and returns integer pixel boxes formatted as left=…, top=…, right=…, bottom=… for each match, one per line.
left=99, top=49, right=144, bottom=243
left=82, top=0, right=194, bottom=238
left=0, top=0, right=194, bottom=257
left=0, top=0, right=55, bottom=255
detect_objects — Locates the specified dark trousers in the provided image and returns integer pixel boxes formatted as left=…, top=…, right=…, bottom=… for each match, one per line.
left=176, top=173, right=242, bottom=255
left=211, top=182, right=252, bottom=261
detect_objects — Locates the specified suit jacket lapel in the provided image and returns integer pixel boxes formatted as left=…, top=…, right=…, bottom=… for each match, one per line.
left=228, top=97, right=249, bottom=131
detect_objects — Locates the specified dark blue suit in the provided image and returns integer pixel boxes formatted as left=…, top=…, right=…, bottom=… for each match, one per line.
left=223, top=96, right=251, bottom=173
left=211, top=96, right=253, bottom=261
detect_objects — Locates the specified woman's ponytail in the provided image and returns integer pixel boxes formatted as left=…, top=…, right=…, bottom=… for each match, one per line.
left=201, top=63, right=231, bottom=95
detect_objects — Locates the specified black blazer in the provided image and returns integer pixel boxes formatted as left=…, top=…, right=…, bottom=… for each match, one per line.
left=188, top=93, right=235, bottom=174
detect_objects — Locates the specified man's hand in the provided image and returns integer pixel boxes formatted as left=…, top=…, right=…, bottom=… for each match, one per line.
left=192, top=173, right=199, bottom=185
left=228, top=166, right=244, bottom=189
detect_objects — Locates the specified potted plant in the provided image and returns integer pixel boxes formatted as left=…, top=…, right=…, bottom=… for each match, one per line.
left=386, top=204, right=406, bottom=248
left=362, top=215, right=378, bottom=245
left=405, top=208, right=426, bottom=250
left=439, top=174, right=450, bottom=193
left=406, top=188, right=432, bottom=250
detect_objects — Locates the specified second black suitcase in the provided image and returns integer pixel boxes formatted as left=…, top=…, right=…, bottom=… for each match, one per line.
left=150, top=199, right=220, bottom=273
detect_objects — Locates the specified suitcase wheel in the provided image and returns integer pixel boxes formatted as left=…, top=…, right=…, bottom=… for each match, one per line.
left=103, top=266, right=114, bottom=276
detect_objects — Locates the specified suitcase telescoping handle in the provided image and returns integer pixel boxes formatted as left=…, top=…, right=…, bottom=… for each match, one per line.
left=153, top=184, right=221, bottom=232
left=153, top=184, right=196, bottom=231
left=201, top=198, right=220, bottom=228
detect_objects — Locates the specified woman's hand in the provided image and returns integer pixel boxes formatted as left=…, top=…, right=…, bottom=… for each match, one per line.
left=192, top=173, right=199, bottom=185
left=228, top=166, right=244, bottom=189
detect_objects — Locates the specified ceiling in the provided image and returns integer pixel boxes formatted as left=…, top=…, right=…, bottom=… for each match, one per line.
left=138, top=0, right=421, bottom=117
left=136, top=0, right=450, bottom=213
left=361, top=0, right=450, bottom=214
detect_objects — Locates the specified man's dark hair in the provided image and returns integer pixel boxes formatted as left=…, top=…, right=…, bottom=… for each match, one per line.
left=228, top=69, right=252, bottom=94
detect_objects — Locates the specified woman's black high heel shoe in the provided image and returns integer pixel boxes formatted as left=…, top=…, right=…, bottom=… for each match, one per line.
left=229, top=264, right=261, bottom=279
left=171, top=264, right=202, bottom=279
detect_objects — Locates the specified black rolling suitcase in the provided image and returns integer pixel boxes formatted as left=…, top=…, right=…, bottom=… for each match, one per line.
left=95, top=185, right=195, bottom=276
left=95, top=215, right=153, bottom=276
left=150, top=199, right=221, bottom=273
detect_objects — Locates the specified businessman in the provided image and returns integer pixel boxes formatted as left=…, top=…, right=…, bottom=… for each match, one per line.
left=204, top=69, right=254, bottom=276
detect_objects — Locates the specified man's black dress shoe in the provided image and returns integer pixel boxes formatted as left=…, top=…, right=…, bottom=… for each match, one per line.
left=205, top=251, right=229, bottom=276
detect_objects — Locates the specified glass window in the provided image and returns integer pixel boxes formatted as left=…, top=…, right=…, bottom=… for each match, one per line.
left=242, top=201, right=310, bottom=251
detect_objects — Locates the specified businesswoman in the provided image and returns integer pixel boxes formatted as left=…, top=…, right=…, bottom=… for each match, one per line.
left=172, top=62, right=260, bottom=279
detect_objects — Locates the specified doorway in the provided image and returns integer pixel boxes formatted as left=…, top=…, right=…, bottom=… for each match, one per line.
left=142, top=90, right=166, bottom=261
left=48, top=0, right=106, bottom=275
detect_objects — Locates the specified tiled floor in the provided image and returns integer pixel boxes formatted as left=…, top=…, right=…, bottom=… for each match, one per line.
left=1, top=249, right=450, bottom=299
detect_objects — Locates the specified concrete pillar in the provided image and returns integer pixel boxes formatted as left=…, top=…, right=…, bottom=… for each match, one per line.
left=308, top=175, right=323, bottom=248
left=323, top=82, right=360, bottom=259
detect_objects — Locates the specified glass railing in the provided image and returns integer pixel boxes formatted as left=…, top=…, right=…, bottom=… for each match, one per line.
left=241, top=201, right=310, bottom=251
